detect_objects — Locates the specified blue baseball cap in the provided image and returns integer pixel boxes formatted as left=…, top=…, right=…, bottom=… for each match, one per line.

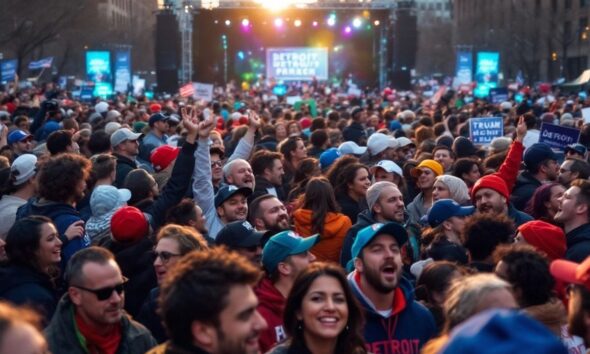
left=148, top=112, right=169, bottom=127
left=319, top=147, right=341, bottom=170
left=348, top=222, right=407, bottom=271
left=441, top=309, right=567, bottom=354
left=262, top=231, right=318, bottom=273
left=427, top=199, right=475, bottom=228
left=7, top=129, right=32, bottom=145
left=214, top=185, right=252, bottom=208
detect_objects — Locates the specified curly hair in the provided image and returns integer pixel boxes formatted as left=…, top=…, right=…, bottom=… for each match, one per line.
left=156, top=224, right=208, bottom=255
left=37, top=153, right=91, bottom=203
left=159, top=247, right=261, bottom=346
left=462, top=213, right=514, bottom=262
left=492, top=244, right=554, bottom=307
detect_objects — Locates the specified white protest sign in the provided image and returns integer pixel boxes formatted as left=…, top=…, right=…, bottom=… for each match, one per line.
left=192, top=82, right=214, bottom=102
left=582, top=107, right=590, bottom=124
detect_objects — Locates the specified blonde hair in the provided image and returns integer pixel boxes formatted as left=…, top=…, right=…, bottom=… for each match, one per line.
left=156, top=224, right=208, bottom=255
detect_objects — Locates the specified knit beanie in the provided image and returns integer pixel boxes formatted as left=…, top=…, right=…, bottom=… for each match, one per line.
left=518, top=220, right=566, bottom=261
left=435, top=175, right=471, bottom=205
left=471, top=174, right=510, bottom=202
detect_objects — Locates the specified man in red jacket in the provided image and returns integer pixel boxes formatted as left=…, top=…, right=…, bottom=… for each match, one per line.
left=255, top=231, right=318, bottom=352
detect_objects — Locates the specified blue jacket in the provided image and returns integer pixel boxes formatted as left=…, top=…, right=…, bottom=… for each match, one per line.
left=348, top=271, right=436, bottom=354
left=16, top=199, right=91, bottom=269
left=507, top=203, right=533, bottom=227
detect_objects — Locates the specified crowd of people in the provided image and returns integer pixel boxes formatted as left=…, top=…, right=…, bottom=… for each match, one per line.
left=0, top=79, right=589, bottom=354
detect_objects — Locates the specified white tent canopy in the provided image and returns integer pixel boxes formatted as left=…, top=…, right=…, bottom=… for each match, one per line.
left=563, top=69, right=590, bottom=86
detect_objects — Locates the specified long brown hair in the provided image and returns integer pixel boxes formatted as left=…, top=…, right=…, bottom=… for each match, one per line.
left=283, top=262, right=367, bottom=354
left=301, top=177, right=340, bottom=235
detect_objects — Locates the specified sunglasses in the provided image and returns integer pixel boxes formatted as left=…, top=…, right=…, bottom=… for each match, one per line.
left=73, top=277, right=128, bottom=301
left=211, top=160, right=223, bottom=167
left=152, top=250, right=182, bottom=263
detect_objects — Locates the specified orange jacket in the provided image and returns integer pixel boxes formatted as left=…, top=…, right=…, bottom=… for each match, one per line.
left=293, top=209, right=352, bottom=263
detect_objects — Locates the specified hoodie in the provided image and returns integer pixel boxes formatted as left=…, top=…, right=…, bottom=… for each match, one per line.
left=254, top=277, right=287, bottom=353
left=16, top=198, right=91, bottom=269
left=293, top=209, right=352, bottom=263
left=340, top=209, right=377, bottom=267
left=348, top=271, right=436, bottom=354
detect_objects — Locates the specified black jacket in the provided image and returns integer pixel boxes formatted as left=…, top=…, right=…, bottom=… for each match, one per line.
left=252, top=176, right=286, bottom=202
left=45, top=295, right=156, bottom=354
left=510, top=171, right=542, bottom=211
left=137, top=287, right=167, bottom=344
left=114, top=153, right=138, bottom=188
left=0, top=264, right=58, bottom=324
left=342, top=121, right=367, bottom=145
left=336, top=193, right=368, bottom=225
left=566, top=223, right=590, bottom=263
left=98, top=236, right=157, bottom=318
left=340, top=209, right=376, bottom=267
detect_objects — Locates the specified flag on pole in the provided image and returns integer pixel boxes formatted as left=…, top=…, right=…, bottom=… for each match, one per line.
left=28, top=57, right=53, bottom=70
left=179, top=83, right=195, bottom=98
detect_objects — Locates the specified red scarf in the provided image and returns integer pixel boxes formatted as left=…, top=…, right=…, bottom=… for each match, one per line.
left=75, top=311, right=122, bottom=354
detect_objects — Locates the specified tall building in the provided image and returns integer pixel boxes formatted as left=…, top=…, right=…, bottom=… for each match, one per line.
left=454, top=0, right=590, bottom=82
left=414, top=0, right=454, bottom=76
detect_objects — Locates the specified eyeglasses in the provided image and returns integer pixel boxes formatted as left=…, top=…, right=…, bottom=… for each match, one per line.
left=211, top=160, right=223, bottom=167
left=72, top=277, right=128, bottom=301
left=152, top=250, right=182, bottom=263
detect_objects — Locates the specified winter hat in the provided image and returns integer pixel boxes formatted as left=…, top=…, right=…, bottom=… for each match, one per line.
left=441, top=309, right=568, bottom=354
left=453, top=136, right=478, bottom=158
left=90, top=185, right=131, bottom=217
left=435, top=175, right=471, bottom=205
left=150, top=145, right=180, bottom=172
left=410, top=159, right=443, bottom=178
left=518, top=220, right=566, bottom=261
left=489, top=137, right=512, bottom=154
left=94, top=101, right=109, bottom=114
left=299, top=117, right=312, bottom=129
left=150, top=103, right=162, bottom=113
left=110, top=206, right=149, bottom=243
left=471, top=174, right=509, bottom=202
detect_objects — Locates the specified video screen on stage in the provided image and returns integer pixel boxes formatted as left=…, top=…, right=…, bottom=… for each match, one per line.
left=266, top=47, right=328, bottom=81
left=86, top=51, right=111, bottom=84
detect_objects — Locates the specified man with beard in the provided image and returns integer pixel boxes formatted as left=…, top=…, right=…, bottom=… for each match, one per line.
left=151, top=247, right=267, bottom=354
left=45, top=247, right=156, bottom=353
left=348, top=223, right=436, bottom=353
left=512, top=142, right=559, bottom=210
left=340, top=181, right=406, bottom=267
left=551, top=256, right=590, bottom=351
left=256, top=230, right=317, bottom=352
left=554, top=179, right=590, bottom=263
left=248, top=195, right=291, bottom=235
left=250, top=150, right=285, bottom=201
left=558, top=158, right=590, bottom=189
left=16, top=153, right=91, bottom=268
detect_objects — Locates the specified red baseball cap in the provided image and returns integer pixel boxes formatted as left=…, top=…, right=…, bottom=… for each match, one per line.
left=150, top=103, right=162, bottom=113
left=150, top=145, right=180, bottom=172
left=550, top=257, right=590, bottom=291
left=110, top=206, right=149, bottom=243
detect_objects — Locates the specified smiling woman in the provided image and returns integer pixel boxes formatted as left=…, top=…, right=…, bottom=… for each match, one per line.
left=267, top=262, right=367, bottom=354
left=0, top=216, right=62, bottom=324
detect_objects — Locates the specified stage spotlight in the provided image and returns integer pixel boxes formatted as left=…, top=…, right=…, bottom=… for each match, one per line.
left=312, top=21, right=319, bottom=27
left=374, top=20, right=380, bottom=26
left=294, top=19, right=302, bottom=27
left=241, top=19, right=250, bottom=27
left=237, top=51, right=245, bottom=60
left=327, top=14, right=336, bottom=27
left=225, top=19, right=231, bottom=26
left=352, top=17, right=362, bottom=28
left=274, top=18, right=284, bottom=28
left=344, top=26, right=352, bottom=34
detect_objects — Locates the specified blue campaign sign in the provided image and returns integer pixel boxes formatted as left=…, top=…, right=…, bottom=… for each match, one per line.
left=266, top=47, right=328, bottom=81
left=469, top=117, right=504, bottom=145
left=114, top=50, right=131, bottom=93
left=455, top=51, right=472, bottom=85
left=489, top=87, right=509, bottom=104
left=1, top=59, right=17, bottom=83
left=474, top=52, right=500, bottom=98
left=539, top=123, right=580, bottom=151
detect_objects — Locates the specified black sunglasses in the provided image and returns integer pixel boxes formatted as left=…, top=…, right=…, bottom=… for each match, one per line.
left=73, top=277, right=128, bottom=301
left=152, top=250, right=182, bottom=263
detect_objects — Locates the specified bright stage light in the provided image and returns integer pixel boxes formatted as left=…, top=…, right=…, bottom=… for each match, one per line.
left=352, top=17, right=362, bottom=28
left=241, top=19, right=250, bottom=27
left=327, top=14, right=336, bottom=27
left=344, top=26, right=352, bottom=34
left=374, top=20, right=380, bottom=26
left=312, top=21, right=319, bottom=27
left=294, top=19, right=302, bottom=27
left=225, top=19, right=231, bottom=26
left=274, top=18, right=284, bottom=28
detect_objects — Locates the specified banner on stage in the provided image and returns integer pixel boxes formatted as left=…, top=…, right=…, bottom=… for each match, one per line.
left=489, top=87, right=509, bottom=104
left=1, top=59, right=17, bottom=83
left=474, top=52, right=499, bottom=98
left=114, top=50, right=131, bottom=93
left=539, top=123, right=580, bottom=151
left=455, top=50, right=472, bottom=85
left=469, top=117, right=503, bottom=145
left=266, top=47, right=328, bottom=81
left=86, top=51, right=111, bottom=84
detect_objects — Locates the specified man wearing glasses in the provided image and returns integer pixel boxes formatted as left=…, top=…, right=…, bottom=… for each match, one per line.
left=45, top=247, right=156, bottom=354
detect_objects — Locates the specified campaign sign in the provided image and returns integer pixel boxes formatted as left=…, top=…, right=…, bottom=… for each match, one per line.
left=539, top=123, right=580, bottom=151
left=266, top=47, right=328, bottom=81
left=86, top=51, right=111, bottom=84
left=114, top=50, right=131, bottom=93
left=455, top=51, right=472, bottom=85
left=192, top=82, right=214, bottom=102
left=1, top=59, right=17, bottom=83
left=474, top=52, right=499, bottom=98
left=489, top=87, right=509, bottom=104
left=469, top=117, right=503, bottom=145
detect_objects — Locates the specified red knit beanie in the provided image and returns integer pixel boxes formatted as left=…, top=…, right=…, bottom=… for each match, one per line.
left=110, top=206, right=149, bottom=243
left=471, top=174, right=510, bottom=202
left=518, top=220, right=566, bottom=261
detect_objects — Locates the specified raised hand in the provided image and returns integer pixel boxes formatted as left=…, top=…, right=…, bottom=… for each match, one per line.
left=515, top=116, right=527, bottom=142
left=248, top=110, right=261, bottom=130
left=198, top=111, right=216, bottom=139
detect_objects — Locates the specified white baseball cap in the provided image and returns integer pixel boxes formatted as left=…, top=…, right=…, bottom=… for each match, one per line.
left=367, top=133, right=399, bottom=155
left=338, top=141, right=367, bottom=155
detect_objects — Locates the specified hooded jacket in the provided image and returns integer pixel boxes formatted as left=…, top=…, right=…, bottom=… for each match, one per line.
left=565, top=223, right=590, bottom=263
left=16, top=199, right=91, bottom=269
left=348, top=271, right=436, bottom=354
left=45, top=295, right=156, bottom=354
left=340, top=209, right=376, bottom=267
left=511, top=171, right=542, bottom=211
left=293, top=209, right=352, bottom=263
left=254, top=277, right=287, bottom=353
left=0, top=264, right=58, bottom=324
